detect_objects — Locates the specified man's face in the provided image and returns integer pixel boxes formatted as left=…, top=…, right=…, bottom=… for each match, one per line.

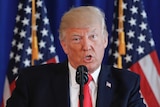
left=61, top=26, right=108, bottom=73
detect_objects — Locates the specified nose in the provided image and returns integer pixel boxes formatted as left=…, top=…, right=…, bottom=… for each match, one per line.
left=82, top=37, right=91, bottom=51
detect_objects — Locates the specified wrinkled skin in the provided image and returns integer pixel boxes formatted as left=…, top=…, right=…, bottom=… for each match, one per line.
left=60, top=26, right=108, bottom=73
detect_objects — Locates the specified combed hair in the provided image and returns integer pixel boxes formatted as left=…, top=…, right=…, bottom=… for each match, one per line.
left=59, top=6, right=108, bottom=41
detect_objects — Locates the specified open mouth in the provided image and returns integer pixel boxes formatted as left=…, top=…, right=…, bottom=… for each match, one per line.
left=84, top=54, right=93, bottom=62
left=86, top=55, right=92, bottom=59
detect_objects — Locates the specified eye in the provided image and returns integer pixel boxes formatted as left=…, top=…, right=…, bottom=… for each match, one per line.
left=89, top=34, right=97, bottom=40
left=72, top=35, right=81, bottom=43
left=73, top=37, right=80, bottom=41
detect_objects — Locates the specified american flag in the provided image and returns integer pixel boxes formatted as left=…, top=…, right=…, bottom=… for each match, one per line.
left=1, top=0, right=59, bottom=106
left=108, top=0, right=160, bottom=106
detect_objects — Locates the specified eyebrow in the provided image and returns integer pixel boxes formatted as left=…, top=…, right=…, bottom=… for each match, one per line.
left=66, top=27, right=100, bottom=36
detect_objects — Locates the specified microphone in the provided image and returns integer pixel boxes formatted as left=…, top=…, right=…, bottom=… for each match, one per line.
left=76, top=65, right=88, bottom=107
left=76, top=65, right=88, bottom=85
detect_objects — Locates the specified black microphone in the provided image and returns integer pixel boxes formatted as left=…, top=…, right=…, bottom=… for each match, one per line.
left=76, top=65, right=88, bottom=85
left=76, top=65, right=88, bottom=107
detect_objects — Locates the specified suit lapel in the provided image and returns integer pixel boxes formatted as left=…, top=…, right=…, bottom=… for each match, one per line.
left=50, top=63, right=114, bottom=107
left=96, top=65, right=114, bottom=107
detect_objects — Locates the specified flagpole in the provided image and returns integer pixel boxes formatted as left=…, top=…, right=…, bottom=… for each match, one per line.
left=117, top=0, right=126, bottom=68
left=31, top=0, right=39, bottom=65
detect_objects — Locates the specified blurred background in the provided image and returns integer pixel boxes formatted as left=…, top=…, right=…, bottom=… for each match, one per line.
left=0, top=0, right=160, bottom=106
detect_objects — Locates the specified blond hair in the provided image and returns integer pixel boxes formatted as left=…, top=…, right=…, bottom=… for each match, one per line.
left=59, top=6, right=108, bottom=41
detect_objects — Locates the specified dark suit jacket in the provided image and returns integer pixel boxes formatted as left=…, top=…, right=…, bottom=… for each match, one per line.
left=6, top=61, right=146, bottom=107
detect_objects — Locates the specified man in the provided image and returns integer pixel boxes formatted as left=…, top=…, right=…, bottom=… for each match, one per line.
left=6, top=6, right=146, bottom=107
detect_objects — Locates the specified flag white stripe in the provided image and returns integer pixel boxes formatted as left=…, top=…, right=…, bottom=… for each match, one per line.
left=55, top=55, right=59, bottom=63
left=139, top=54, right=160, bottom=104
left=3, top=77, right=11, bottom=107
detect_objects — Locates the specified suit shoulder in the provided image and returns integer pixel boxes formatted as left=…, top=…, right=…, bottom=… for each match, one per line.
left=19, top=61, right=67, bottom=77
left=113, top=66, right=139, bottom=77
left=103, top=65, right=140, bottom=81
left=111, top=67, right=140, bottom=87
left=102, top=65, right=141, bottom=90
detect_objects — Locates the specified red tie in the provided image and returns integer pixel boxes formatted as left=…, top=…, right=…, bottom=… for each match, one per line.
left=83, top=74, right=93, bottom=107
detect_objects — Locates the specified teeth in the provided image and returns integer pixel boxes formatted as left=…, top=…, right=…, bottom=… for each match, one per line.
left=86, top=55, right=90, bottom=57
left=86, top=55, right=91, bottom=59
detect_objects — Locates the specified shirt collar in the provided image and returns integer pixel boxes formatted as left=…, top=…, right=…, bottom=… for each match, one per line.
left=68, top=62, right=101, bottom=87
left=69, top=62, right=77, bottom=87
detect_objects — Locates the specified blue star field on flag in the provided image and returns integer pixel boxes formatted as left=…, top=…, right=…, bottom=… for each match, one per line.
left=7, top=0, right=58, bottom=84
left=108, top=0, right=155, bottom=68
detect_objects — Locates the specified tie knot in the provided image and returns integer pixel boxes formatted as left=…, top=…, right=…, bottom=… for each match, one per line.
left=87, top=74, right=93, bottom=84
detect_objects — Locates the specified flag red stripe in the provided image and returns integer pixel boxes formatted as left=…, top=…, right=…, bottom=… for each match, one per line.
left=0, top=100, right=4, bottom=107
left=9, top=81, right=16, bottom=93
left=46, top=56, right=59, bottom=64
left=150, top=51, right=160, bottom=75
left=130, top=62, right=159, bottom=107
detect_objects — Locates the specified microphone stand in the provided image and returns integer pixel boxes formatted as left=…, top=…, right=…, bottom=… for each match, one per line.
left=79, top=69, right=84, bottom=107
left=76, top=65, right=88, bottom=107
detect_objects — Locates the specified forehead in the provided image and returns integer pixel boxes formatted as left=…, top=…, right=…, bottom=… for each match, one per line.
left=65, top=26, right=101, bottom=34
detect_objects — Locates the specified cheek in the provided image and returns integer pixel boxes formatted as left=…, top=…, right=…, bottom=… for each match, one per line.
left=98, top=37, right=108, bottom=48
left=67, top=44, right=81, bottom=55
left=95, top=39, right=107, bottom=56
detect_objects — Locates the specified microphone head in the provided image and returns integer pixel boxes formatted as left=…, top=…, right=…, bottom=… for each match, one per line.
left=76, top=65, right=88, bottom=85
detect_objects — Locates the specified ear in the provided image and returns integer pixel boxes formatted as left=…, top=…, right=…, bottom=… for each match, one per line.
left=60, top=40, right=68, bottom=54
left=103, top=32, right=108, bottom=48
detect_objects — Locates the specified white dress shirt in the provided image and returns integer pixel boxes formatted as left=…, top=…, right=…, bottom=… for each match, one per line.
left=68, top=62, right=101, bottom=107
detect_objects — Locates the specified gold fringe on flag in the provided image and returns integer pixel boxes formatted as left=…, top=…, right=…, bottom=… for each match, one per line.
left=31, top=0, right=39, bottom=65
left=117, top=0, right=126, bottom=68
